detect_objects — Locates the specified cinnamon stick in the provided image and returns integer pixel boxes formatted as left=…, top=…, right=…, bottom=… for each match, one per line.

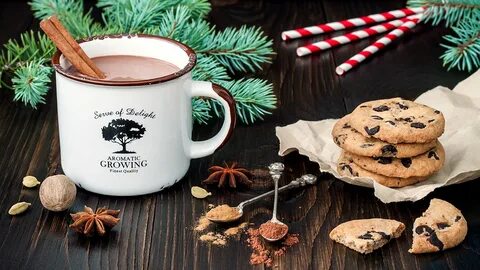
left=40, top=16, right=105, bottom=79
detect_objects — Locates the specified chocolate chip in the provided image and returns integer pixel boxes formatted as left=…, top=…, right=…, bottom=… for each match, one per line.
left=334, top=137, right=340, bottom=145
left=371, top=115, right=383, bottom=120
left=455, top=216, right=462, bottom=222
left=360, top=105, right=368, bottom=108
left=364, top=126, right=380, bottom=135
left=341, top=164, right=354, bottom=175
left=397, top=103, right=409, bottom=110
left=429, top=232, right=444, bottom=250
left=361, top=143, right=375, bottom=148
left=381, top=145, right=397, bottom=156
left=401, top=158, right=412, bottom=168
left=415, top=225, right=433, bottom=236
left=395, top=117, right=412, bottom=122
left=428, top=151, right=439, bottom=160
left=434, top=110, right=440, bottom=114
left=411, top=122, right=426, bottom=129
left=385, top=120, right=396, bottom=126
left=415, top=225, right=444, bottom=250
left=358, top=231, right=390, bottom=240
left=428, top=119, right=435, bottom=123
left=373, top=105, right=390, bottom=112
left=374, top=157, right=393, bottom=164
left=436, top=223, right=450, bottom=229
left=358, top=232, right=373, bottom=240
left=342, top=123, right=351, bottom=129
left=374, top=231, right=391, bottom=240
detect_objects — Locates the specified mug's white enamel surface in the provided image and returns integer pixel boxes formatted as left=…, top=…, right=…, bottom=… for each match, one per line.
left=54, top=35, right=234, bottom=196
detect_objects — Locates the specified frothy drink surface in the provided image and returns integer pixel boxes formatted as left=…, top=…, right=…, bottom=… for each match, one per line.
left=66, top=55, right=180, bottom=81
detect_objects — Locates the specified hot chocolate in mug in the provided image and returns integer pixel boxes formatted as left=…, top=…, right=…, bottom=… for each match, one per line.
left=52, top=34, right=236, bottom=196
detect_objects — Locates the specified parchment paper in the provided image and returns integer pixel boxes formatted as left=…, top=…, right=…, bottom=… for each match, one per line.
left=276, top=70, right=480, bottom=203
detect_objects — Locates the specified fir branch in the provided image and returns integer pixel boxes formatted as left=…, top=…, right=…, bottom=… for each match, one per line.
left=12, top=60, right=52, bottom=108
left=0, top=31, right=55, bottom=96
left=199, top=26, right=274, bottom=74
left=98, top=0, right=210, bottom=33
left=407, top=0, right=480, bottom=26
left=440, top=16, right=480, bottom=72
left=192, top=55, right=230, bottom=83
left=5, top=0, right=276, bottom=125
left=176, top=19, right=214, bottom=51
left=30, top=0, right=102, bottom=38
left=155, top=6, right=192, bottom=38
left=0, top=31, right=54, bottom=71
left=175, top=0, right=211, bottom=18
left=144, top=8, right=214, bottom=51
left=211, top=79, right=276, bottom=124
left=192, top=98, right=211, bottom=124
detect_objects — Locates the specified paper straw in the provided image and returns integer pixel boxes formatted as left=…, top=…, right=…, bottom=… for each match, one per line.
left=281, top=7, right=424, bottom=41
left=296, top=14, right=421, bottom=56
left=335, top=18, right=420, bottom=76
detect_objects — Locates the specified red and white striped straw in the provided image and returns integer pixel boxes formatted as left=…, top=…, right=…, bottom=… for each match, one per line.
left=281, top=7, right=424, bottom=41
left=335, top=18, right=420, bottom=76
left=296, top=14, right=420, bottom=56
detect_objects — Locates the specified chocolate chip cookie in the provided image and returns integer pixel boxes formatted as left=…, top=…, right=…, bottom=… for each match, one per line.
left=332, top=115, right=438, bottom=158
left=409, top=198, right=467, bottom=254
left=337, top=151, right=427, bottom=188
left=330, top=218, right=405, bottom=254
left=349, top=98, right=445, bottom=143
left=349, top=141, right=445, bottom=178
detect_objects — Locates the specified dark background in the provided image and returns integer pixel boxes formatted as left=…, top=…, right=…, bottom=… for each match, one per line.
left=0, top=1, right=478, bottom=269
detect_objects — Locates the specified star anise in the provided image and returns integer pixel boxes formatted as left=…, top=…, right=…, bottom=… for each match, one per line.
left=203, top=162, right=252, bottom=188
left=70, top=206, right=120, bottom=236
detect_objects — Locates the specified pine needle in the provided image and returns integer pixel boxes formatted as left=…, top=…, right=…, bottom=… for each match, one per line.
left=212, top=79, right=276, bottom=124
left=440, top=15, right=480, bottom=71
left=12, top=61, right=52, bottom=108
left=200, top=26, right=274, bottom=74
left=407, top=0, right=480, bottom=26
left=4, top=0, right=277, bottom=124
left=192, top=98, right=212, bottom=124
left=192, top=55, right=230, bottom=83
left=30, top=0, right=102, bottom=38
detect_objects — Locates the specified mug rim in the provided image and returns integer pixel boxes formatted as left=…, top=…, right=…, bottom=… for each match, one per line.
left=51, top=34, right=197, bottom=86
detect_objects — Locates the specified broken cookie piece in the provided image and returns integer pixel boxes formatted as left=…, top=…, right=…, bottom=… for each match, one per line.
left=409, top=198, right=467, bottom=254
left=329, top=218, right=405, bottom=254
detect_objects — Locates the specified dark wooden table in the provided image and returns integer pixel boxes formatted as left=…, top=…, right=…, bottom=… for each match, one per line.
left=1, top=1, right=478, bottom=269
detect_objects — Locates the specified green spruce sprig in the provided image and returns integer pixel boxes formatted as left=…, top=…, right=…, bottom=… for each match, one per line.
left=12, top=60, right=53, bottom=107
left=0, top=31, right=55, bottom=106
left=440, top=15, right=480, bottom=72
left=1, top=0, right=276, bottom=125
left=408, top=0, right=480, bottom=26
left=199, top=26, right=274, bottom=74
left=215, top=79, right=276, bottom=124
left=407, top=0, right=480, bottom=72
left=30, top=0, right=102, bottom=38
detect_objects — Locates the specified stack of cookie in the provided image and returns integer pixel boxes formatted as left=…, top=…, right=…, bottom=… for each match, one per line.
left=332, top=98, right=446, bottom=188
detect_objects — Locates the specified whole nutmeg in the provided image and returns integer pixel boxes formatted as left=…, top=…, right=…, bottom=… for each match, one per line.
left=39, top=175, right=77, bottom=212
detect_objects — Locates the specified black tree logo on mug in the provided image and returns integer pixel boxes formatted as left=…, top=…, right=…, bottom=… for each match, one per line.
left=101, top=118, right=146, bottom=154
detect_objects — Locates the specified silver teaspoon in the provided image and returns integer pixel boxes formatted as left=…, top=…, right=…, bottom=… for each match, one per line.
left=260, top=163, right=288, bottom=241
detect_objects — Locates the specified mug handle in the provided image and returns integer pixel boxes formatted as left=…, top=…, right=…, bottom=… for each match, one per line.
left=188, top=81, right=236, bottom=158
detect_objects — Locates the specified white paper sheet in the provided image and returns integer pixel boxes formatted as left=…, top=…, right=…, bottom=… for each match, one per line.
left=276, top=70, right=480, bottom=203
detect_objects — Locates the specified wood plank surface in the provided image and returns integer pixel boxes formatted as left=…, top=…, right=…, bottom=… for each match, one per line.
left=0, top=1, right=478, bottom=269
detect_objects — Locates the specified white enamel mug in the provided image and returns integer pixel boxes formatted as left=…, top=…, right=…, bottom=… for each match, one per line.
left=52, top=34, right=236, bottom=196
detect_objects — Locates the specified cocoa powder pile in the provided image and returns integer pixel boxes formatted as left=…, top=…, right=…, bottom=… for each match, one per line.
left=259, top=221, right=288, bottom=240
left=247, top=227, right=299, bottom=267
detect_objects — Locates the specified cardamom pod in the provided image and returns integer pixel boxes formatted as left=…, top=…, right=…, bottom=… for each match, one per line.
left=8, top=202, right=31, bottom=215
left=191, top=186, right=212, bottom=199
left=22, top=175, right=40, bottom=188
